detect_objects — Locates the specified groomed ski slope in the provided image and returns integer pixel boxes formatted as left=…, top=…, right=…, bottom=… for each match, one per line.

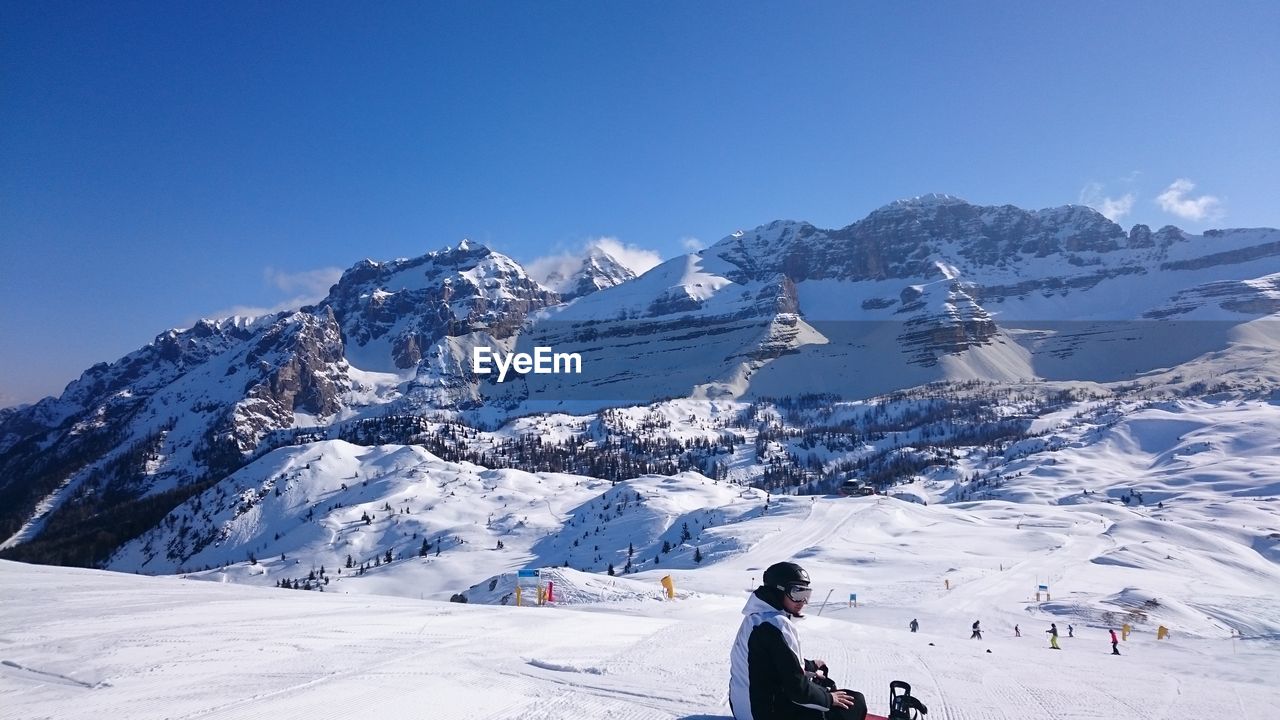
left=4, top=489, right=1277, bottom=719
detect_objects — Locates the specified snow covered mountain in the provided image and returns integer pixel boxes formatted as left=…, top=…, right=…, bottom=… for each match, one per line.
left=536, top=194, right=1280, bottom=404
left=536, top=243, right=639, bottom=301
left=2, top=195, right=1277, bottom=578
left=0, top=242, right=556, bottom=564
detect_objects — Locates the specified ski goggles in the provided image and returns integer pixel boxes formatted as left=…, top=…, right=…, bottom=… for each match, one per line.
left=781, top=584, right=813, bottom=603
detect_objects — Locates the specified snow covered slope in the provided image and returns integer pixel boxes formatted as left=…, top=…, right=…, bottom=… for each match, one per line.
left=98, top=391, right=1280, bottom=644
left=4, top=473, right=1278, bottom=720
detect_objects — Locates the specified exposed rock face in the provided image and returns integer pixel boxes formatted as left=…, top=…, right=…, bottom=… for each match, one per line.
left=1161, top=238, right=1280, bottom=272
left=894, top=281, right=1000, bottom=367
left=325, top=241, right=559, bottom=370
left=1145, top=275, right=1280, bottom=319
left=711, top=196, right=1130, bottom=285
left=215, top=308, right=350, bottom=457
left=1128, top=224, right=1154, bottom=248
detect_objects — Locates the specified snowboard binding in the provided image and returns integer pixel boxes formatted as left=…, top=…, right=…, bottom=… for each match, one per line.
left=887, top=680, right=928, bottom=720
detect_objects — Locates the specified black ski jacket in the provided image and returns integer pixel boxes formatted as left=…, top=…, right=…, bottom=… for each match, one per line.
left=729, top=589, right=833, bottom=720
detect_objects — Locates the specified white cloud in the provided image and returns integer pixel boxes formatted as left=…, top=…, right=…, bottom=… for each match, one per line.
left=1156, top=178, right=1222, bottom=222
left=199, top=266, right=344, bottom=323
left=524, top=252, right=582, bottom=290
left=589, top=237, right=662, bottom=275
left=264, top=266, right=344, bottom=297
left=681, top=236, right=705, bottom=252
left=1078, top=182, right=1135, bottom=222
left=525, top=237, right=662, bottom=290
left=198, top=298, right=310, bottom=323
left=1099, top=194, right=1135, bottom=222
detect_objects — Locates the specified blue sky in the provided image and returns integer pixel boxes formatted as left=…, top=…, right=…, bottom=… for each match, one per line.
left=2, top=1, right=1278, bottom=406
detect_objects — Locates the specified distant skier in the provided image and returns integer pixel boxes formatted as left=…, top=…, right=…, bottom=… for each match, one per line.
left=1067, top=624, right=1074, bottom=638
left=909, top=618, right=919, bottom=633
left=1047, top=623, right=1061, bottom=649
left=970, top=620, right=982, bottom=640
left=1014, top=624, right=1021, bottom=637
left=1110, top=628, right=1121, bottom=655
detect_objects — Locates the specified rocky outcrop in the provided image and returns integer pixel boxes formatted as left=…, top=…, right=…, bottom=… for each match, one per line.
left=1161, top=237, right=1280, bottom=272
left=325, top=241, right=558, bottom=370
left=213, top=308, right=350, bottom=457
left=1144, top=275, right=1280, bottom=319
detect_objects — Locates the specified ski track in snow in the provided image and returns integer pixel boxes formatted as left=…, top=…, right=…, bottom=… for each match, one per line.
left=0, top=660, right=104, bottom=690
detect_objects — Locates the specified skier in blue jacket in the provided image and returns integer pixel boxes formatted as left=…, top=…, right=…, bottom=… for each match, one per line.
left=729, top=561, right=866, bottom=719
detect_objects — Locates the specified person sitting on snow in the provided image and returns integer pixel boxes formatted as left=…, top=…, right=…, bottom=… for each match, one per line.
left=730, top=561, right=867, bottom=719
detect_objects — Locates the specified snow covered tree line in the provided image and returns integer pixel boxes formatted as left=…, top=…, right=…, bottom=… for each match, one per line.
left=232, top=383, right=1112, bottom=504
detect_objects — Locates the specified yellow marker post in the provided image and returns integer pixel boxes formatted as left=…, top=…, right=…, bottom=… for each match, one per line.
left=515, top=568, right=540, bottom=608
left=1157, top=625, right=1169, bottom=640
left=660, top=575, right=675, bottom=599
left=1122, top=623, right=1131, bottom=641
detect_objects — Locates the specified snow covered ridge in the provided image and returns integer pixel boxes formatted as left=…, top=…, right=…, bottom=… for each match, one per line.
left=1, top=196, right=1278, bottom=576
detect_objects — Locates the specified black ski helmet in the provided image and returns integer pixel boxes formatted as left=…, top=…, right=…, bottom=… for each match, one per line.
left=763, top=561, right=810, bottom=588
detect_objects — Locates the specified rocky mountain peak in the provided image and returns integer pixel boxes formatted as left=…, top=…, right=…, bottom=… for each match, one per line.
left=556, top=246, right=638, bottom=301
left=323, top=242, right=558, bottom=370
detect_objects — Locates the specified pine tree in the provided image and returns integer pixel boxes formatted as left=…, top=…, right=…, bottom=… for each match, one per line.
left=383, top=548, right=393, bottom=564
left=346, top=554, right=353, bottom=568
left=694, top=546, right=703, bottom=563
left=607, top=563, right=615, bottom=576
left=662, top=539, right=671, bottom=554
